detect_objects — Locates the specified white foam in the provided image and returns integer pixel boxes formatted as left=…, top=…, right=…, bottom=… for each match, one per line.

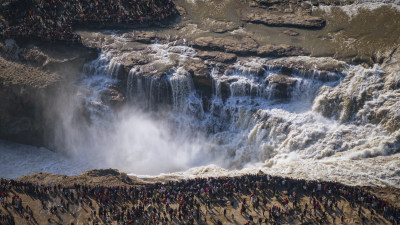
left=1, top=47, right=399, bottom=189
left=314, top=0, right=400, bottom=18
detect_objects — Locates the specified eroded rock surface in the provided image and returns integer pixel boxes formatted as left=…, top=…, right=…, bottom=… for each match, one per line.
left=197, top=51, right=237, bottom=63
left=192, top=36, right=306, bottom=58
left=242, top=11, right=325, bottom=29
left=257, top=44, right=307, bottom=57
left=264, top=74, right=297, bottom=98
left=266, top=56, right=347, bottom=81
left=192, top=36, right=259, bottom=56
left=0, top=39, right=97, bottom=147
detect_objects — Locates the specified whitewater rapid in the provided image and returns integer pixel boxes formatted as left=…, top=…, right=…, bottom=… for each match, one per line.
left=1, top=40, right=399, bottom=188
left=312, top=0, right=400, bottom=18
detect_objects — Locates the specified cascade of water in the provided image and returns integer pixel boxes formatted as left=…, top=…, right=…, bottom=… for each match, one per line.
left=107, top=60, right=122, bottom=79
left=127, top=68, right=138, bottom=101
left=168, top=67, right=195, bottom=111
left=82, top=53, right=111, bottom=76
left=5, top=44, right=397, bottom=187
left=127, top=68, right=175, bottom=110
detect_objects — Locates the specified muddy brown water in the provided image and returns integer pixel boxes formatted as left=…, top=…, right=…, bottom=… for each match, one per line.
left=78, top=1, right=400, bottom=66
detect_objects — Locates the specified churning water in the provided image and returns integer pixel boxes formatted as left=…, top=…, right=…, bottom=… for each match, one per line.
left=1, top=40, right=399, bottom=188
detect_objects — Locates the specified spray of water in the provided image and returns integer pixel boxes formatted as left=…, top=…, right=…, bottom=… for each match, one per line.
left=1, top=42, right=399, bottom=188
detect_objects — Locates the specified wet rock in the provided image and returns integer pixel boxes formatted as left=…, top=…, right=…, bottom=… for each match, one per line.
left=265, top=74, right=296, bottom=86
left=264, top=74, right=297, bottom=98
left=283, top=30, right=300, bottom=36
left=257, top=44, right=307, bottom=57
left=265, top=56, right=347, bottom=81
left=128, top=63, right=174, bottom=107
left=193, top=37, right=306, bottom=58
left=184, top=59, right=213, bottom=98
left=121, top=53, right=151, bottom=67
left=242, top=10, right=325, bottom=29
left=219, top=79, right=233, bottom=102
left=226, top=57, right=267, bottom=76
left=192, top=36, right=258, bottom=56
left=197, top=51, right=237, bottom=63
left=100, top=88, right=126, bottom=106
left=123, top=31, right=157, bottom=44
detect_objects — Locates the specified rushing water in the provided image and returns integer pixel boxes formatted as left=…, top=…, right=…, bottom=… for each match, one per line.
left=1, top=1, right=400, bottom=187
left=1, top=41, right=399, bottom=188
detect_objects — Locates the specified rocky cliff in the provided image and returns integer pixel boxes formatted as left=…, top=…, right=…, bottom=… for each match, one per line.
left=0, top=39, right=97, bottom=146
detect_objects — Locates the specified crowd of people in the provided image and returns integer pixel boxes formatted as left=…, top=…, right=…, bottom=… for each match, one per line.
left=1, top=174, right=399, bottom=225
left=0, top=0, right=176, bottom=42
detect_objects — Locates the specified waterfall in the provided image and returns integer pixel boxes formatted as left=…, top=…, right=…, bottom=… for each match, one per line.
left=127, top=67, right=138, bottom=101
left=2, top=46, right=399, bottom=188
left=107, top=60, right=123, bottom=79
left=168, top=67, right=195, bottom=111
left=126, top=66, right=197, bottom=111
left=126, top=67, right=175, bottom=110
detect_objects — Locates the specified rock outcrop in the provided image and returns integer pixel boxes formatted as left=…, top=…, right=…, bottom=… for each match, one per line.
left=242, top=11, right=325, bottom=29
left=243, top=0, right=328, bottom=29
left=264, top=74, right=297, bottom=98
left=197, top=51, right=237, bottom=63
left=257, top=44, right=307, bottom=57
left=192, top=36, right=307, bottom=58
left=192, top=36, right=259, bottom=56
left=265, top=56, right=347, bottom=81
left=0, top=56, right=59, bottom=146
left=122, top=31, right=158, bottom=44
left=0, top=39, right=98, bottom=147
